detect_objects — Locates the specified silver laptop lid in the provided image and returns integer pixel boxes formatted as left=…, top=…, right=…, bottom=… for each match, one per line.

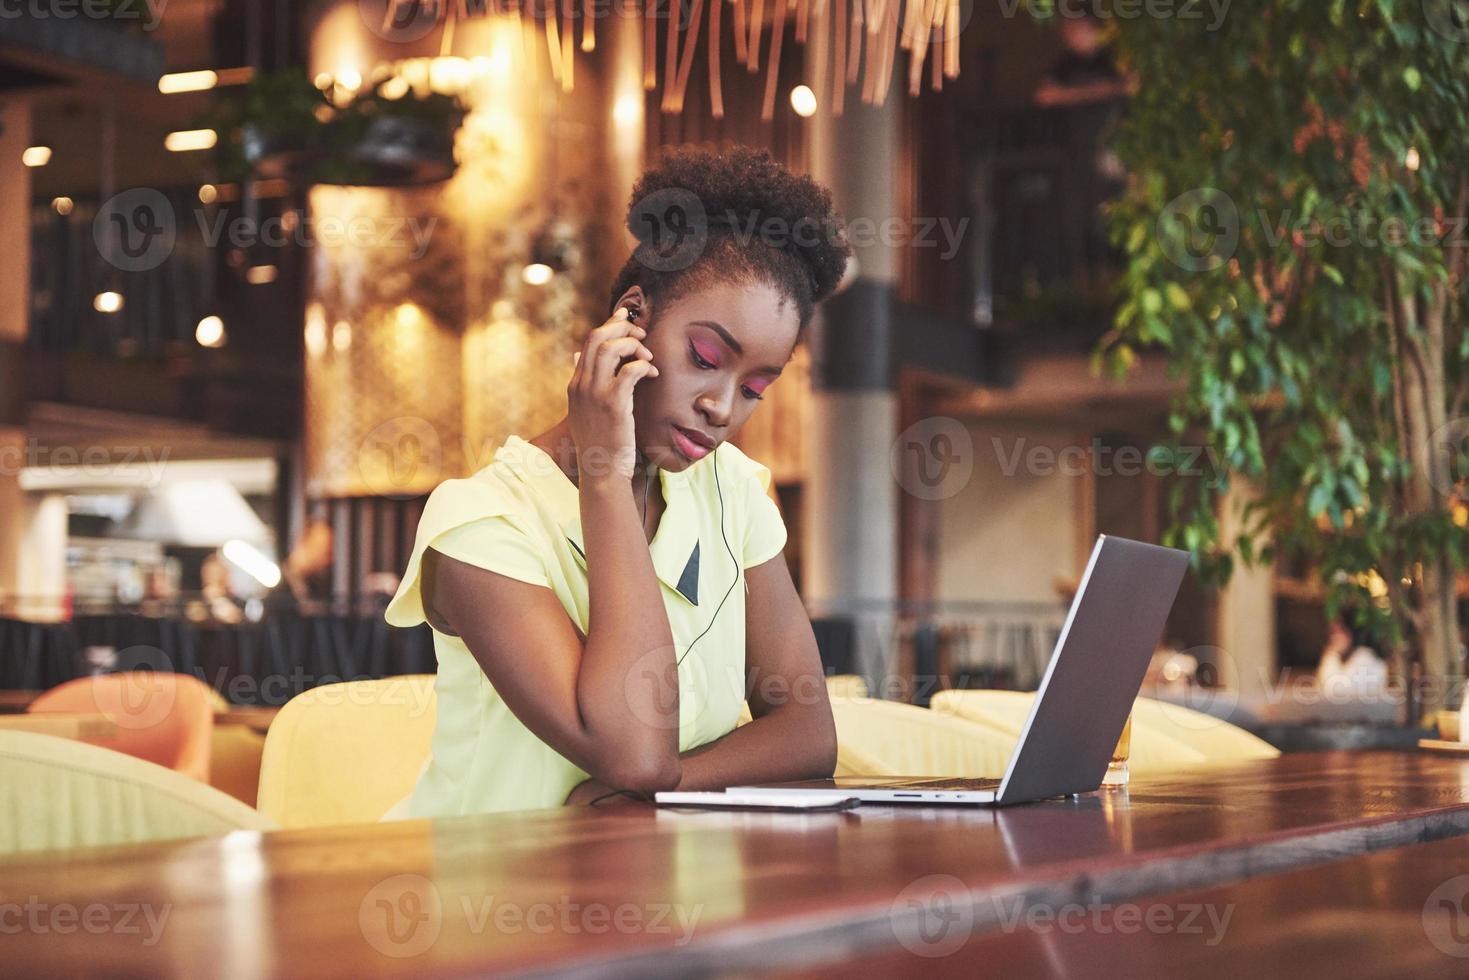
left=994, top=535, right=1189, bottom=805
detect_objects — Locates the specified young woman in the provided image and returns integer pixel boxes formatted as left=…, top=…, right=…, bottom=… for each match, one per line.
left=383, top=147, right=848, bottom=816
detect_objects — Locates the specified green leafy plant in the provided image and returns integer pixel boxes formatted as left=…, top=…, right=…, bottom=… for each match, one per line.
left=1096, top=0, right=1469, bottom=714
left=205, top=70, right=466, bottom=186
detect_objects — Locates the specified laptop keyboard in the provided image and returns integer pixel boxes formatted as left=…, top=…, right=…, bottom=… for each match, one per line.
left=885, top=777, right=1003, bottom=790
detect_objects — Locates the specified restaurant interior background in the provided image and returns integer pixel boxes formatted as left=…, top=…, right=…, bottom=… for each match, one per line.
left=0, top=0, right=1461, bottom=752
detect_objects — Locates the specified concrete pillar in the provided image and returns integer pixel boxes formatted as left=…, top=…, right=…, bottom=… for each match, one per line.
left=803, top=79, right=903, bottom=690
left=1216, top=476, right=1275, bottom=703
left=0, top=99, right=32, bottom=619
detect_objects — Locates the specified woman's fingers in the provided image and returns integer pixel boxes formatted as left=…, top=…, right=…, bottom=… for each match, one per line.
left=613, top=359, right=659, bottom=398
left=594, top=336, right=654, bottom=381
left=572, top=313, right=645, bottom=390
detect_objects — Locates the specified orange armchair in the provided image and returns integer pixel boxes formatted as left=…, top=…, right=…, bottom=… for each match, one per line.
left=28, top=672, right=216, bottom=782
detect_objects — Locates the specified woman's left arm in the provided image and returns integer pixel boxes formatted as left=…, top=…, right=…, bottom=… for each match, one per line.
left=668, top=549, right=837, bottom=791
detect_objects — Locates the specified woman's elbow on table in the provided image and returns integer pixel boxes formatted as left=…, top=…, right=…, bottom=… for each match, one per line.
left=601, top=749, right=683, bottom=794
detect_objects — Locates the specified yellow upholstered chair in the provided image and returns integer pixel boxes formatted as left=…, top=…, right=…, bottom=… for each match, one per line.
left=257, top=675, right=437, bottom=829
left=1128, top=697, right=1280, bottom=762
left=928, top=689, right=1267, bottom=772
left=827, top=696, right=1016, bottom=778
left=734, top=674, right=874, bottom=727
left=0, top=730, right=276, bottom=856
left=824, top=674, right=870, bottom=699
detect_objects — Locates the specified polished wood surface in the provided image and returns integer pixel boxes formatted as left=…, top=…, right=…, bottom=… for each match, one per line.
left=0, top=711, right=118, bottom=740
left=3, top=753, right=1469, bottom=977
left=791, top=828, right=1469, bottom=978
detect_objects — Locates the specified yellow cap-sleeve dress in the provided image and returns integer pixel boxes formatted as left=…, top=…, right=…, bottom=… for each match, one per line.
left=381, top=434, right=787, bottom=818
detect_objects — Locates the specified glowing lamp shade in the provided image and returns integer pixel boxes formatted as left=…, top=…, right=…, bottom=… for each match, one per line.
left=196, top=315, right=227, bottom=348
left=164, top=129, right=218, bottom=152
left=789, top=85, right=818, bottom=117
left=222, top=539, right=282, bottom=589
left=121, top=479, right=271, bottom=548
left=158, top=70, right=219, bottom=94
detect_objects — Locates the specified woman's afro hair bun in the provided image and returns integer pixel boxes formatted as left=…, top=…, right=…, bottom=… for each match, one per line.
left=623, top=145, right=851, bottom=305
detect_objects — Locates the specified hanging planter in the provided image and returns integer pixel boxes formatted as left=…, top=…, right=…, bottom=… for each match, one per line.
left=207, top=71, right=466, bottom=188
left=207, top=69, right=329, bottom=184
left=317, top=82, right=465, bottom=187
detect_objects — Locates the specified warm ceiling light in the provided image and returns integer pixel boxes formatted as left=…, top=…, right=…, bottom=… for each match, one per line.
left=790, top=85, right=817, bottom=117
left=52, top=197, right=74, bottom=215
left=22, top=146, right=51, bottom=167
left=521, top=263, right=554, bottom=286
left=195, top=315, right=226, bottom=348
left=245, top=265, right=278, bottom=285
left=164, top=129, right=218, bottom=152
left=198, top=184, right=218, bottom=204
left=379, top=75, right=410, bottom=100
left=93, top=291, right=124, bottom=314
left=305, top=304, right=327, bottom=357
left=222, top=539, right=281, bottom=588
left=612, top=94, right=640, bottom=127
left=158, top=69, right=218, bottom=94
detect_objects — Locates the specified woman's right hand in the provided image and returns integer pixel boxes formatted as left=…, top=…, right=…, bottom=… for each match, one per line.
left=567, top=307, right=658, bottom=484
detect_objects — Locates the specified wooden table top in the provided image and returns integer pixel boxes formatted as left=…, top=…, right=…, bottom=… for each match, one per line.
left=4, top=752, right=1469, bottom=977
left=791, top=824, right=1469, bottom=979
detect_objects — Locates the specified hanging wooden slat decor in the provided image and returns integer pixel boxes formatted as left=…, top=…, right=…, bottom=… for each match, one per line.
left=378, top=0, right=961, bottom=119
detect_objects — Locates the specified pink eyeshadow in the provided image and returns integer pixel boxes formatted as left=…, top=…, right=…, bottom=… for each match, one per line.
left=693, top=339, right=722, bottom=367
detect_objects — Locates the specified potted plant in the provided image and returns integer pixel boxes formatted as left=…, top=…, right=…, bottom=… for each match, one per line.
left=319, top=79, right=466, bottom=187
left=206, top=68, right=333, bottom=184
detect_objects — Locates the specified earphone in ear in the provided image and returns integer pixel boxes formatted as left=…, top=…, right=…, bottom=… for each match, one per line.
left=626, top=304, right=641, bottom=323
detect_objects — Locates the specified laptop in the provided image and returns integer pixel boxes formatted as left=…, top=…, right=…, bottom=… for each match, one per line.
left=729, top=534, right=1190, bottom=806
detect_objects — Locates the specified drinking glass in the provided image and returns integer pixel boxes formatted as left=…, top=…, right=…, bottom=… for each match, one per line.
left=1102, top=712, right=1132, bottom=787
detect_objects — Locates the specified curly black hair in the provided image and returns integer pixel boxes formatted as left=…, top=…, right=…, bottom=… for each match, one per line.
left=608, top=146, right=851, bottom=337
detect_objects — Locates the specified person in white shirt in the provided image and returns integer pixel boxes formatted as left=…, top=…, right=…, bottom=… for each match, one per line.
left=1316, top=617, right=1388, bottom=701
